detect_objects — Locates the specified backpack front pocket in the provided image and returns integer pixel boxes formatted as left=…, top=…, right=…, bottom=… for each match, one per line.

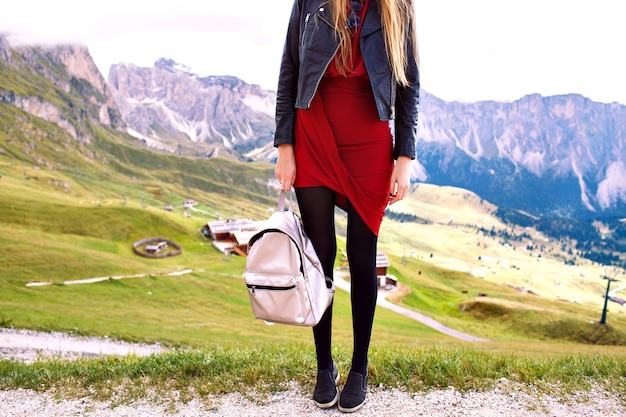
left=244, top=272, right=307, bottom=325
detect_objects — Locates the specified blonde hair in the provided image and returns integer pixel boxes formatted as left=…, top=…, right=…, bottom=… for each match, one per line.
left=330, top=0, right=418, bottom=86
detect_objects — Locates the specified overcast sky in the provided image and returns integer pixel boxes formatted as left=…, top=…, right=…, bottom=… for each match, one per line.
left=1, top=0, right=625, bottom=104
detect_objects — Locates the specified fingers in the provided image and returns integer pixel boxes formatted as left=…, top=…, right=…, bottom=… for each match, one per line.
left=388, top=193, right=401, bottom=205
left=388, top=184, right=408, bottom=205
left=275, top=172, right=294, bottom=191
left=275, top=161, right=296, bottom=191
left=275, top=144, right=296, bottom=191
left=276, top=177, right=292, bottom=191
left=389, top=157, right=412, bottom=205
left=280, top=180, right=292, bottom=191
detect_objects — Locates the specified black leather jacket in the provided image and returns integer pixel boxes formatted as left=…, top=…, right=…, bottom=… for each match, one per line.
left=274, top=0, right=419, bottom=159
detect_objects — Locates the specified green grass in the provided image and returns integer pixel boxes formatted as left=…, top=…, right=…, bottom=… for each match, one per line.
left=2, top=159, right=626, bottom=348
left=0, top=264, right=450, bottom=347
left=1, top=65, right=626, bottom=406
left=1, top=345, right=624, bottom=405
left=1, top=178, right=625, bottom=404
left=383, top=252, right=626, bottom=345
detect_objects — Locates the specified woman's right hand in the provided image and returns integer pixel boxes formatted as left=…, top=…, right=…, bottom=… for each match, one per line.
left=275, top=144, right=296, bottom=191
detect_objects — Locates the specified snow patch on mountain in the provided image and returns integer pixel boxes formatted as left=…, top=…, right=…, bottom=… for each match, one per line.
left=243, top=94, right=274, bottom=117
left=521, top=151, right=545, bottom=176
left=597, top=161, right=626, bottom=209
left=108, top=60, right=276, bottom=153
left=571, top=160, right=596, bottom=211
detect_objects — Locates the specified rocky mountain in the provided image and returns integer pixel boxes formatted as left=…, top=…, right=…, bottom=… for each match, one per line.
left=2, top=37, right=624, bottom=219
left=0, top=36, right=123, bottom=143
left=107, top=59, right=276, bottom=159
left=416, top=92, right=626, bottom=217
left=108, top=58, right=626, bottom=218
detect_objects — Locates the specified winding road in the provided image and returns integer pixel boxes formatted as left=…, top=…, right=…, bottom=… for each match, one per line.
left=334, top=274, right=490, bottom=343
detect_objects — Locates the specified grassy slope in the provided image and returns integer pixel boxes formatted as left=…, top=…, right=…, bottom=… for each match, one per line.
left=2, top=156, right=626, bottom=351
left=2, top=175, right=625, bottom=398
left=381, top=184, right=626, bottom=346
left=0, top=123, right=450, bottom=348
left=1, top=60, right=625, bottom=353
left=1, top=50, right=625, bottom=402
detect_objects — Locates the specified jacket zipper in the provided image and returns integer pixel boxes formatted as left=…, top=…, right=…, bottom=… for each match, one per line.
left=304, top=15, right=339, bottom=108
left=301, top=13, right=311, bottom=46
left=304, top=48, right=338, bottom=109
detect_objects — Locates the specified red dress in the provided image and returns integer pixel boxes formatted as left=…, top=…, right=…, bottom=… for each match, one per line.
left=293, top=0, right=393, bottom=236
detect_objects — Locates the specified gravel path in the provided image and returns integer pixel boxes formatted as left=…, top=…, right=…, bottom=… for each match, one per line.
left=0, top=382, right=624, bottom=416
left=0, top=328, right=165, bottom=363
left=1, top=328, right=624, bottom=416
left=1, top=278, right=623, bottom=416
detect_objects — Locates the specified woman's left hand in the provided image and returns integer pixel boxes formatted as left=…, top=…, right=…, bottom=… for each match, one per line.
left=388, top=156, right=412, bottom=205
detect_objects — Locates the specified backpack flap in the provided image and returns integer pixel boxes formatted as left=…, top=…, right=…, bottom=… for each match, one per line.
left=246, top=226, right=301, bottom=276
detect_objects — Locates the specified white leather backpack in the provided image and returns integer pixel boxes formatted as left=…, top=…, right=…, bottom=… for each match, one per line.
left=244, top=191, right=335, bottom=326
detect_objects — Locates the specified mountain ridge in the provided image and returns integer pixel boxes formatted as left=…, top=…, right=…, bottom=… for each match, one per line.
left=2, top=38, right=625, bottom=218
left=108, top=58, right=275, bottom=159
left=1, top=39, right=625, bottom=269
left=417, top=90, right=626, bottom=216
left=107, top=56, right=626, bottom=217
left=0, top=37, right=123, bottom=139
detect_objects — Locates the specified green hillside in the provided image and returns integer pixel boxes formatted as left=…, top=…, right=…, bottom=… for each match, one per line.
left=1, top=42, right=626, bottom=357
left=2, top=121, right=626, bottom=350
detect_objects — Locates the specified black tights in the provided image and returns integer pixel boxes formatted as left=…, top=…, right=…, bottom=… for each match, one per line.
left=295, top=186, right=378, bottom=376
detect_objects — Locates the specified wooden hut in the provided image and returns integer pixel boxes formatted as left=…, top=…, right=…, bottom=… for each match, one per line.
left=376, top=252, right=397, bottom=288
left=202, top=218, right=262, bottom=256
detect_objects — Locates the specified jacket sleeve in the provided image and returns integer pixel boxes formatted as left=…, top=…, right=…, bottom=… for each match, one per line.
left=274, top=0, right=303, bottom=147
left=392, top=22, right=420, bottom=160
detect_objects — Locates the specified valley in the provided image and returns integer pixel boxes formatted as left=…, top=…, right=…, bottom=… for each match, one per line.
left=1, top=34, right=625, bottom=354
left=385, top=183, right=623, bottom=309
left=1, top=153, right=625, bottom=349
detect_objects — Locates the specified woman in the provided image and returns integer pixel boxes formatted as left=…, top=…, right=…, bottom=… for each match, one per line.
left=274, top=0, right=419, bottom=412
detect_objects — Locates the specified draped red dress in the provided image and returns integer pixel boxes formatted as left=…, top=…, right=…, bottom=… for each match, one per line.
left=293, top=0, right=393, bottom=236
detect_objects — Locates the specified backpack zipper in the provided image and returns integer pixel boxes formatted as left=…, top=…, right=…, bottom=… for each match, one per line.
left=247, top=283, right=297, bottom=295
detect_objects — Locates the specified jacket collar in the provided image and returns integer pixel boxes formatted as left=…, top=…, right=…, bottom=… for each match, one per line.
left=360, top=0, right=381, bottom=37
left=314, top=0, right=381, bottom=36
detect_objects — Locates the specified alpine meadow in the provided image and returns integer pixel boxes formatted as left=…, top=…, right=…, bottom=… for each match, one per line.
left=1, top=36, right=625, bottom=412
